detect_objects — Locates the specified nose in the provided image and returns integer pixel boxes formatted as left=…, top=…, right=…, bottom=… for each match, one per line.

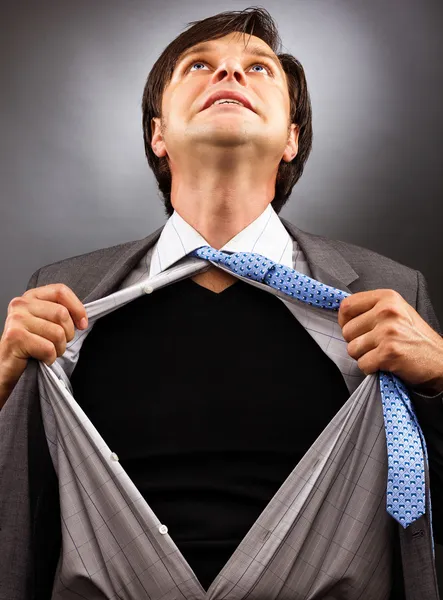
left=211, top=58, right=248, bottom=85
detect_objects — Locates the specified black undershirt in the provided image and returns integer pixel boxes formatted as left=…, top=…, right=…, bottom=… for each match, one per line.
left=69, top=276, right=351, bottom=591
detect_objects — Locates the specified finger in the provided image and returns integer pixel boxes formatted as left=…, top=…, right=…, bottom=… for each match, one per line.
left=21, top=314, right=71, bottom=359
left=8, top=297, right=76, bottom=343
left=23, top=284, right=88, bottom=330
left=3, top=326, right=62, bottom=366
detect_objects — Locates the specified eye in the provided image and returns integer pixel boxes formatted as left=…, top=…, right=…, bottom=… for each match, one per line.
left=250, top=64, right=269, bottom=74
left=188, top=61, right=207, bottom=72
left=187, top=60, right=272, bottom=75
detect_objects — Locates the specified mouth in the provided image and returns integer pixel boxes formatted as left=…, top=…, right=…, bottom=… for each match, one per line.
left=205, top=103, right=250, bottom=110
left=200, top=92, right=256, bottom=113
left=201, top=103, right=255, bottom=115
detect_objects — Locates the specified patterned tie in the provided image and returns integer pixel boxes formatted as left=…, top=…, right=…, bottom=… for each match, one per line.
left=190, top=245, right=429, bottom=529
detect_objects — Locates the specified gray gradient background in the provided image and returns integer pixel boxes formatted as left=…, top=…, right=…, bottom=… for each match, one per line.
left=1, top=0, right=443, bottom=590
left=1, top=0, right=442, bottom=326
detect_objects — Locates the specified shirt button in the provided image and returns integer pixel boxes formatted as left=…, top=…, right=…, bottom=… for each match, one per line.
left=158, top=524, right=168, bottom=535
left=143, top=284, right=154, bottom=294
left=110, top=452, right=119, bottom=461
left=59, top=379, right=66, bottom=388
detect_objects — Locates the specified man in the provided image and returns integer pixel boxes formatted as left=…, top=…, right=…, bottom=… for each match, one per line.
left=1, top=7, right=442, bottom=600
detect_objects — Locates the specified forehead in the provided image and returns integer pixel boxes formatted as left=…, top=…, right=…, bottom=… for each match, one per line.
left=175, top=32, right=282, bottom=72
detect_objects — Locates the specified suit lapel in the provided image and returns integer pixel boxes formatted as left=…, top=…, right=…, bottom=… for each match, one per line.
left=281, top=218, right=359, bottom=294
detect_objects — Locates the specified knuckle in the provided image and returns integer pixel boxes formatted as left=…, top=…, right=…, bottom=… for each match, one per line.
left=55, top=283, right=71, bottom=299
left=43, top=340, right=57, bottom=361
left=340, top=298, right=351, bottom=313
left=8, top=296, right=26, bottom=310
left=387, top=289, right=401, bottom=301
left=347, top=339, right=357, bottom=355
left=2, top=326, right=23, bottom=344
left=5, top=313, right=24, bottom=327
left=382, top=341, right=399, bottom=358
left=53, top=326, right=66, bottom=344
left=381, top=324, right=398, bottom=338
left=378, top=305, right=398, bottom=319
left=56, top=305, right=70, bottom=323
left=341, top=325, right=351, bottom=342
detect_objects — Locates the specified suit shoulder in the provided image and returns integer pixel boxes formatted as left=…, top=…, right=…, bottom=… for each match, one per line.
left=283, top=218, right=421, bottom=304
left=41, top=238, right=141, bottom=272
left=317, top=232, right=417, bottom=279
left=26, top=237, right=143, bottom=291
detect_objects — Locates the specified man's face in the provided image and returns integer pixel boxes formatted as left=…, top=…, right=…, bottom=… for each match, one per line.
left=151, top=32, right=298, bottom=166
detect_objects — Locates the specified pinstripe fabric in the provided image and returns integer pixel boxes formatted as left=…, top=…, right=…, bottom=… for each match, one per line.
left=35, top=205, right=424, bottom=598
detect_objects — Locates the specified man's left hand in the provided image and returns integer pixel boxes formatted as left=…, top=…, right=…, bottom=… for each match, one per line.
left=338, top=289, right=443, bottom=395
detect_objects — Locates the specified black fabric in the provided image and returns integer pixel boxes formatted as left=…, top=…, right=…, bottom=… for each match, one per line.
left=30, top=277, right=406, bottom=598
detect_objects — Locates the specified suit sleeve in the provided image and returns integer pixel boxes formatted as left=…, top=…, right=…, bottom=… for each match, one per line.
left=25, top=268, right=41, bottom=291
left=0, top=268, right=40, bottom=599
left=407, top=269, right=443, bottom=544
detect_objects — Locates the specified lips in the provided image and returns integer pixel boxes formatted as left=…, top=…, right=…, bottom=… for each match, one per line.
left=200, top=90, right=255, bottom=113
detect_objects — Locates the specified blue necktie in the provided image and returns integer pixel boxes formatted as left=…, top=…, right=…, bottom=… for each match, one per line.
left=190, top=245, right=429, bottom=529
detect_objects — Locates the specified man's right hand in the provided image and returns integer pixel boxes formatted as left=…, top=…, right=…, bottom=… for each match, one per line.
left=0, top=284, right=88, bottom=409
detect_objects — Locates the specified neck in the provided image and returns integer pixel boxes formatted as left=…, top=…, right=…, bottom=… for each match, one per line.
left=169, top=163, right=277, bottom=249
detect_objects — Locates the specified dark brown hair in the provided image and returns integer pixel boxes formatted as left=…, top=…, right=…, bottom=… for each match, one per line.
left=141, top=6, right=313, bottom=217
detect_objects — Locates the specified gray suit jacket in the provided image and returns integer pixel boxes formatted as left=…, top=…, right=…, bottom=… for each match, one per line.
left=1, top=217, right=442, bottom=599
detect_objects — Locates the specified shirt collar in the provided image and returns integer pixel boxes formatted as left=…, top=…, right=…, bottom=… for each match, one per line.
left=149, top=203, right=293, bottom=278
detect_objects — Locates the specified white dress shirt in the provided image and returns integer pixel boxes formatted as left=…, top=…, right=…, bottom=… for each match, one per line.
left=149, top=203, right=294, bottom=278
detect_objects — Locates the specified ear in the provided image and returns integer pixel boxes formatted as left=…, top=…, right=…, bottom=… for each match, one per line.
left=281, top=123, right=300, bottom=163
left=151, top=117, right=168, bottom=158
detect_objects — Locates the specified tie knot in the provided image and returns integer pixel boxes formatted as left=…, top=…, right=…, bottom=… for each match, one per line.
left=190, top=246, right=277, bottom=284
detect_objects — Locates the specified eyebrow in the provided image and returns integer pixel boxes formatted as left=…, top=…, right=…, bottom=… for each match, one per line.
left=176, top=42, right=282, bottom=72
